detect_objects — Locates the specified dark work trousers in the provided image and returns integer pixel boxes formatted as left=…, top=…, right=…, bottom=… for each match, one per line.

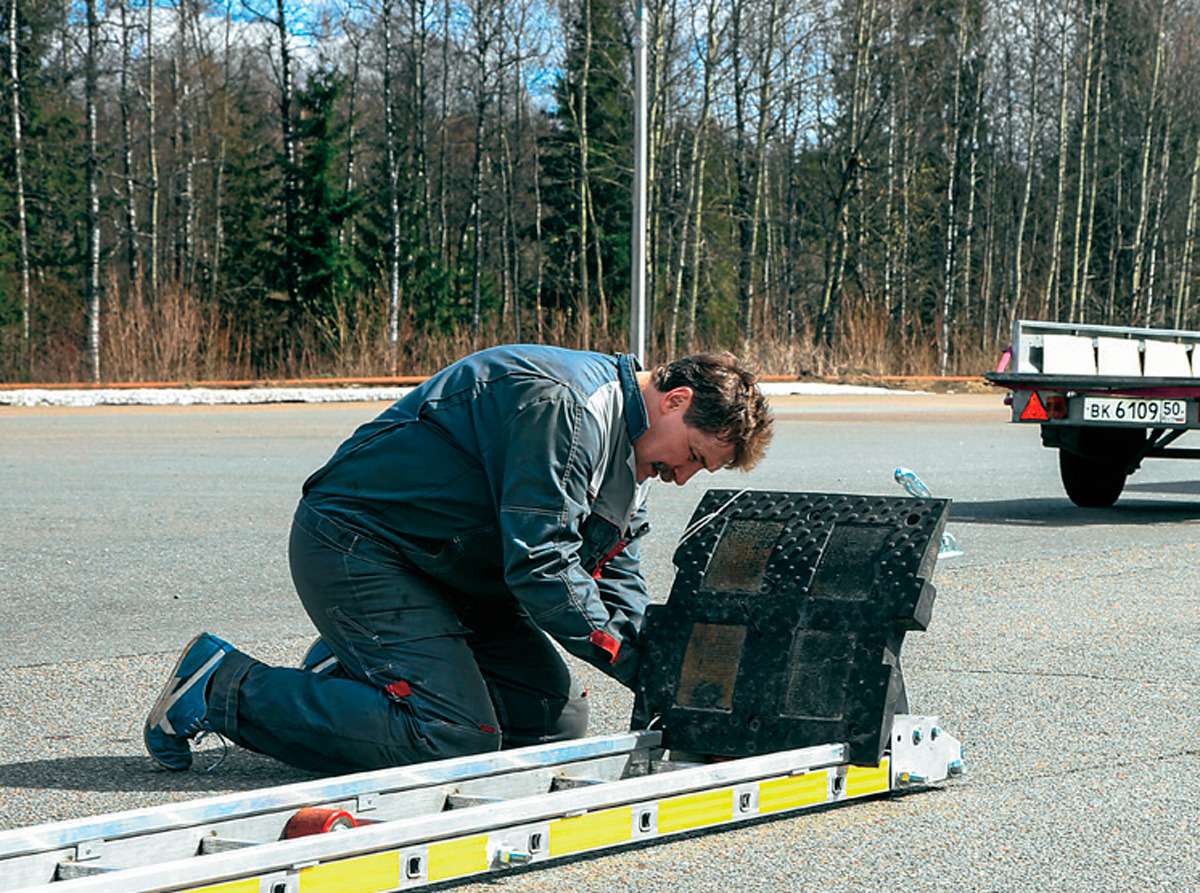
left=205, top=501, right=589, bottom=774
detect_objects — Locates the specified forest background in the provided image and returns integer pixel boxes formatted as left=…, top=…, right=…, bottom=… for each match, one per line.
left=1, top=0, right=1198, bottom=382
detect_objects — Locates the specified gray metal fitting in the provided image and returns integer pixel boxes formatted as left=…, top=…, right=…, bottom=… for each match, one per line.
left=498, top=849, right=533, bottom=866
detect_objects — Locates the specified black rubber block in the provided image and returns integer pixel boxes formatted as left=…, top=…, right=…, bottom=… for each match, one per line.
left=636, top=489, right=950, bottom=765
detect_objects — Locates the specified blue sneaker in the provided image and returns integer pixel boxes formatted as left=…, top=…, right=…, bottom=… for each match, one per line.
left=299, top=637, right=340, bottom=675
left=144, top=633, right=235, bottom=771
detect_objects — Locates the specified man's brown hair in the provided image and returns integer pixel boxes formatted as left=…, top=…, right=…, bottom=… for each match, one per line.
left=650, top=352, right=773, bottom=470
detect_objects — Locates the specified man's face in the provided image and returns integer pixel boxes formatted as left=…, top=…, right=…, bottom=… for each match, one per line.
left=633, top=387, right=736, bottom=485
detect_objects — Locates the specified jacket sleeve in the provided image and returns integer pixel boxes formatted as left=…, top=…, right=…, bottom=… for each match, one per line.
left=479, top=388, right=641, bottom=687
left=591, top=499, right=650, bottom=683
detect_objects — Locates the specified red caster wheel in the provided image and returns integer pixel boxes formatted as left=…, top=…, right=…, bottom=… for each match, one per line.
left=282, top=807, right=356, bottom=838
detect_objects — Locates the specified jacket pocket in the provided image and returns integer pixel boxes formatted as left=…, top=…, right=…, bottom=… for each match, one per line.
left=578, top=515, right=622, bottom=576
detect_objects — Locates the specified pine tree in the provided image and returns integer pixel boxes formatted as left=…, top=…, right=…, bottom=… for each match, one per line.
left=218, top=83, right=286, bottom=369
left=290, top=68, right=362, bottom=336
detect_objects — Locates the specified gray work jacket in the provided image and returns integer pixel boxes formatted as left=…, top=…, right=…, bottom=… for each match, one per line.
left=301, top=345, right=650, bottom=686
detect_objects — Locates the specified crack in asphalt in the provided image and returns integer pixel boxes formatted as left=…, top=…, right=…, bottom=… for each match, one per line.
left=4, top=639, right=315, bottom=672
left=1024, top=748, right=1200, bottom=781
left=924, top=664, right=1200, bottom=688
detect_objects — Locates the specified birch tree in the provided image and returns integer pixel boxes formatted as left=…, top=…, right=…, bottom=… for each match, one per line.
left=209, top=2, right=232, bottom=301
left=465, top=0, right=503, bottom=342
left=436, top=0, right=450, bottom=267
left=1009, top=2, right=1041, bottom=327
left=172, top=1, right=195, bottom=290
left=1174, top=130, right=1199, bottom=328
left=1067, top=0, right=1099, bottom=322
left=7, top=0, right=31, bottom=373
left=145, top=0, right=160, bottom=302
left=116, top=0, right=139, bottom=300
left=684, top=0, right=724, bottom=350
left=407, top=0, right=431, bottom=243
left=959, top=55, right=985, bottom=336
left=572, top=0, right=593, bottom=348
left=747, top=0, right=780, bottom=344
left=1129, top=0, right=1166, bottom=321
left=939, top=0, right=971, bottom=375
left=1077, top=0, right=1107, bottom=323
left=1144, top=102, right=1171, bottom=325
left=84, top=0, right=101, bottom=381
left=1038, top=5, right=1071, bottom=321
left=380, top=0, right=401, bottom=365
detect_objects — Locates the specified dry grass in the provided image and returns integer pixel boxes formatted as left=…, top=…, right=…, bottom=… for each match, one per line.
left=725, top=300, right=951, bottom=379
left=2, top=283, right=1001, bottom=383
left=101, top=277, right=251, bottom=381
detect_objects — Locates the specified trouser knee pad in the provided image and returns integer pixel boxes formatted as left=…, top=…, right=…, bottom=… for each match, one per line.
left=490, top=677, right=590, bottom=748
left=553, top=682, right=590, bottom=741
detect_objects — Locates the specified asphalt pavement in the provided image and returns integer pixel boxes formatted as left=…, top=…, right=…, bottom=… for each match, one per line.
left=0, top=393, right=1197, bottom=892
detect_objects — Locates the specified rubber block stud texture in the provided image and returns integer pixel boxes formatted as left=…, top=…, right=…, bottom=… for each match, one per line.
left=636, top=490, right=950, bottom=766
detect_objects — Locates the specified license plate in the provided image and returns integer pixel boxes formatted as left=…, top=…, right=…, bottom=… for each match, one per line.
left=1081, top=396, right=1188, bottom=425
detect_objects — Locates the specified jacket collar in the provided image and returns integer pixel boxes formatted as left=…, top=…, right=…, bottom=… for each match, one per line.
left=617, top=353, right=648, bottom=442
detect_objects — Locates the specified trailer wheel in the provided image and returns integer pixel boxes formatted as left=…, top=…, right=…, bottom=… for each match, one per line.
left=1046, top=425, right=1147, bottom=508
left=1058, top=449, right=1128, bottom=507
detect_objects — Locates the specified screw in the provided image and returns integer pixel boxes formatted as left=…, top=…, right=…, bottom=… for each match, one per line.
left=912, top=727, right=923, bottom=745
left=931, top=727, right=941, bottom=741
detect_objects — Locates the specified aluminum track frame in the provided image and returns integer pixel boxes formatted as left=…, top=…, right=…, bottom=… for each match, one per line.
left=1, top=718, right=963, bottom=893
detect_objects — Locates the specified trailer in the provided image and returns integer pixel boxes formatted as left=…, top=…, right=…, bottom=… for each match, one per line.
left=987, top=319, right=1200, bottom=507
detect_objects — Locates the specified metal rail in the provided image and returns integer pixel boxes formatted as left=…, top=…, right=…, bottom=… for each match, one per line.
left=0, top=733, right=656, bottom=891
left=2, top=718, right=963, bottom=893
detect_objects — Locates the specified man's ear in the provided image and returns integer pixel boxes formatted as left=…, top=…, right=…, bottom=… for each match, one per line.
left=663, top=386, right=694, bottom=413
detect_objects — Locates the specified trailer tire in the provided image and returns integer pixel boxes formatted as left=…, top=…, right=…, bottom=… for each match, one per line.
left=1048, top=425, right=1146, bottom=508
left=1058, top=449, right=1127, bottom=507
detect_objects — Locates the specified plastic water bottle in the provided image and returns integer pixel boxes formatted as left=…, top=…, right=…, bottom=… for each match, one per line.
left=893, top=467, right=964, bottom=559
left=893, top=467, right=933, bottom=499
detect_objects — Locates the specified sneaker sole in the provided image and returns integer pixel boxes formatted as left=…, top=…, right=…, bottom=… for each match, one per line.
left=143, top=633, right=212, bottom=770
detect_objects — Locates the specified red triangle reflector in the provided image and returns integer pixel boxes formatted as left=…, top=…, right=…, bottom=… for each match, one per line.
left=1020, top=392, right=1050, bottom=421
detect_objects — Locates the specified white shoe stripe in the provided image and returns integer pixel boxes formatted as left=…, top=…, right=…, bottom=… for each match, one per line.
left=154, top=649, right=225, bottom=731
left=310, top=656, right=338, bottom=674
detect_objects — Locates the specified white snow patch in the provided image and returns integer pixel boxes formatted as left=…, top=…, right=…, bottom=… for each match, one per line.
left=0, top=381, right=924, bottom=408
left=0, top=387, right=415, bottom=408
left=758, top=382, right=927, bottom=396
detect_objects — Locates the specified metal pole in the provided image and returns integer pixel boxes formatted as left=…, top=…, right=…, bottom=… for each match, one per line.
left=630, top=0, right=648, bottom=364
